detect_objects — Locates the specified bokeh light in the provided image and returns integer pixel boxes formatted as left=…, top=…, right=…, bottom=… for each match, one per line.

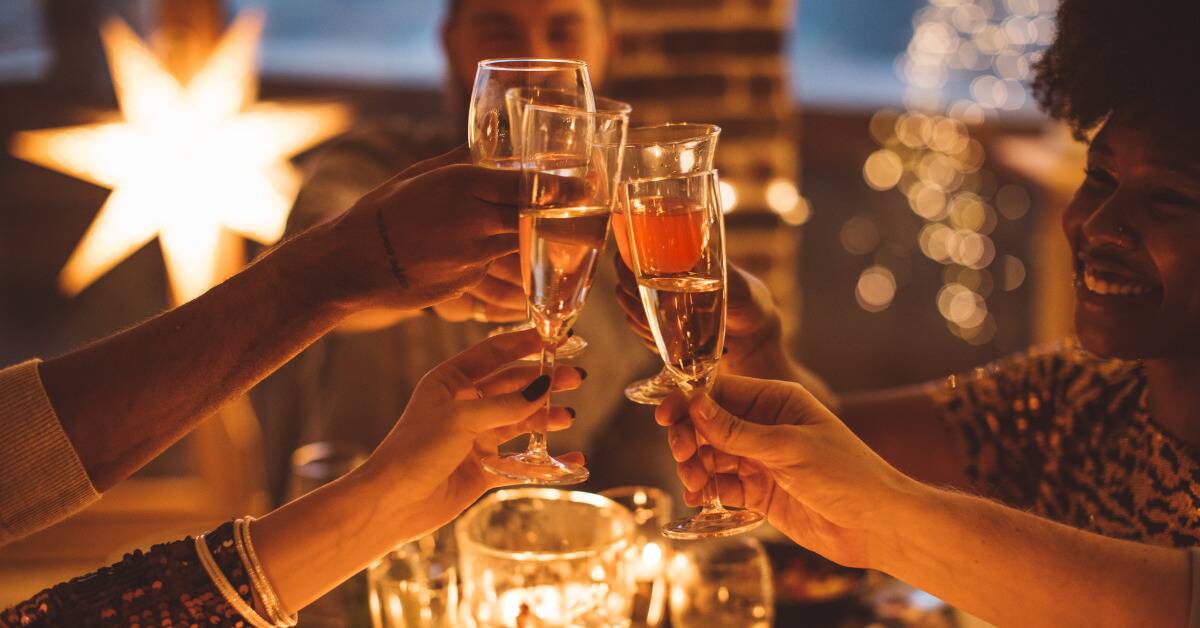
left=841, top=215, right=881, bottom=256
left=719, top=180, right=738, bottom=213
left=856, top=265, right=898, bottom=312
left=859, top=0, right=1054, bottom=343
left=864, top=149, right=905, bottom=191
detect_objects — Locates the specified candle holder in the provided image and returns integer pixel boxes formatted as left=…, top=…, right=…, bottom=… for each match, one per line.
left=456, top=488, right=637, bottom=627
left=599, top=487, right=673, bottom=627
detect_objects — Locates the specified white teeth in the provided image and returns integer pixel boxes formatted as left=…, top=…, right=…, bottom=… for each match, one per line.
left=1082, top=268, right=1153, bottom=296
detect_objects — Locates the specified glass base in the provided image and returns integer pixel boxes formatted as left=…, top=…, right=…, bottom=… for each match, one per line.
left=661, top=507, right=765, bottom=540
left=481, top=451, right=590, bottom=486
left=624, top=369, right=676, bottom=406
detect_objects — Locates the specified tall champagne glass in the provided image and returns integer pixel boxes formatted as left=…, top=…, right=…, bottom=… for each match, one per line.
left=624, top=170, right=764, bottom=538
left=481, top=102, right=629, bottom=485
left=504, top=91, right=633, bottom=362
left=468, top=58, right=595, bottom=358
left=614, top=124, right=721, bottom=405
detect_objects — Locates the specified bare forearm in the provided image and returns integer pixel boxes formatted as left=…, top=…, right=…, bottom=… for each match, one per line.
left=251, top=461, right=443, bottom=612
left=873, top=482, right=1190, bottom=628
left=840, top=387, right=969, bottom=488
left=40, top=224, right=350, bottom=490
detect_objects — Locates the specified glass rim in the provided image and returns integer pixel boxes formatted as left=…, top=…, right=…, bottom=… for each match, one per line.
left=522, top=101, right=630, bottom=123
left=625, top=123, right=721, bottom=148
left=506, top=88, right=630, bottom=118
left=289, top=441, right=367, bottom=473
left=625, top=168, right=720, bottom=188
left=598, top=485, right=672, bottom=502
left=478, top=57, right=589, bottom=71
left=455, top=487, right=634, bottom=561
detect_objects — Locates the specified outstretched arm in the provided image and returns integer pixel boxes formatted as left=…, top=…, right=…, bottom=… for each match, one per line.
left=34, top=149, right=524, bottom=494
left=659, top=377, right=1191, bottom=628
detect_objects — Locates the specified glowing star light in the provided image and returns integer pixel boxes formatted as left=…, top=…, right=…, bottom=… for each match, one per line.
left=11, top=13, right=350, bottom=302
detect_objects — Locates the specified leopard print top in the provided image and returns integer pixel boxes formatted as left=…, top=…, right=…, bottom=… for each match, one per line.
left=933, top=342, right=1200, bottom=548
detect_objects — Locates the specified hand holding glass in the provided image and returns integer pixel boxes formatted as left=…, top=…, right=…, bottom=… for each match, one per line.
left=623, top=170, right=764, bottom=538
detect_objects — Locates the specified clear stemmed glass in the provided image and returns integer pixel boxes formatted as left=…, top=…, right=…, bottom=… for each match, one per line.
left=623, top=169, right=765, bottom=538
left=468, top=58, right=595, bottom=358
left=480, top=102, right=629, bottom=485
left=600, top=486, right=674, bottom=627
left=613, top=124, right=722, bottom=405
left=503, top=91, right=634, bottom=362
left=668, top=537, right=775, bottom=627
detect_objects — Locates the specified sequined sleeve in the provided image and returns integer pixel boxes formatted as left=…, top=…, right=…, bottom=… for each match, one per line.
left=1, top=521, right=256, bottom=627
left=931, top=346, right=1080, bottom=508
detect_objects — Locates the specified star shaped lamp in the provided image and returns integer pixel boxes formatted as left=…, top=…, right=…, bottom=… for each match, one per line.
left=11, top=12, right=351, bottom=302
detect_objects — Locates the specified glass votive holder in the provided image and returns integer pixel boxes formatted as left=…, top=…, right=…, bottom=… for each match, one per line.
left=369, top=528, right=459, bottom=628
left=287, top=441, right=368, bottom=500
left=599, top=486, right=673, bottom=627
left=287, top=441, right=370, bottom=627
left=455, top=488, right=637, bottom=627
left=668, top=536, right=775, bottom=628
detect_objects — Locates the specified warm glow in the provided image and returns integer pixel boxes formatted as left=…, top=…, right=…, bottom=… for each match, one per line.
left=10, top=13, right=350, bottom=302
left=718, top=180, right=738, bottom=213
left=765, top=178, right=800, bottom=214
left=856, top=265, right=897, bottom=313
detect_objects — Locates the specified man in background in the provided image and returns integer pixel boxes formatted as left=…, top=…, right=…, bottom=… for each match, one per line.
left=253, top=0, right=660, bottom=501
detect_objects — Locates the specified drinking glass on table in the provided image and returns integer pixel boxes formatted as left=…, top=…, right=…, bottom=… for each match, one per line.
left=668, top=537, right=775, bottom=628
left=600, top=486, right=674, bottom=627
left=368, top=529, right=458, bottom=628
left=468, top=58, right=595, bottom=357
left=623, top=170, right=764, bottom=539
left=613, top=124, right=721, bottom=406
left=288, top=442, right=371, bottom=627
left=480, top=101, right=629, bottom=485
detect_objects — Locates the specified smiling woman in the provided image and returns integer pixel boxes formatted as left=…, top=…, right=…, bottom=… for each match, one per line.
left=700, top=0, right=1200, bottom=552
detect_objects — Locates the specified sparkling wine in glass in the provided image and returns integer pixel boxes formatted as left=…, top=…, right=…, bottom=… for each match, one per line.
left=613, top=124, right=721, bottom=406
left=481, top=102, right=629, bottom=485
left=624, top=170, right=765, bottom=539
left=467, top=58, right=595, bottom=358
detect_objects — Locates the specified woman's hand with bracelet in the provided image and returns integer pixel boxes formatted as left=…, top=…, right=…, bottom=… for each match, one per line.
left=251, top=329, right=585, bottom=613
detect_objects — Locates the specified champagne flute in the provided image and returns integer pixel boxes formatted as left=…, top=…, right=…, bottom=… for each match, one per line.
left=623, top=169, right=765, bottom=538
left=481, top=102, right=629, bottom=485
left=469, top=58, right=594, bottom=167
left=503, top=91, right=634, bottom=362
left=468, top=58, right=595, bottom=358
left=614, top=124, right=721, bottom=406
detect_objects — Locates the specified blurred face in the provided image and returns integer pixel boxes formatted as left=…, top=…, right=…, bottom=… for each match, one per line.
left=1062, top=116, right=1200, bottom=359
left=443, top=0, right=611, bottom=98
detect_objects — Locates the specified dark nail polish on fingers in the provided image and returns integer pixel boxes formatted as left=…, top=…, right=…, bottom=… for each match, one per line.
left=566, top=329, right=575, bottom=338
left=566, top=407, right=577, bottom=418
left=575, top=367, right=588, bottom=380
left=722, top=346, right=729, bottom=355
left=521, top=375, right=552, bottom=401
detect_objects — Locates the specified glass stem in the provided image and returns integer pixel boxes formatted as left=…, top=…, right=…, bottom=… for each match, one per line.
left=698, top=441, right=727, bottom=516
left=691, top=372, right=726, bottom=516
left=525, top=340, right=555, bottom=459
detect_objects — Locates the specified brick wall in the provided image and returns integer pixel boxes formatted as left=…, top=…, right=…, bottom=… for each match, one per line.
left=609, top=0, right=799, bottom=215
left=608, top=0, right=804, bottom=324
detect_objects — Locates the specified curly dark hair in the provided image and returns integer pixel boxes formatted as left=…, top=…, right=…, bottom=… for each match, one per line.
left=1033, top=0, right=1200, bottom=138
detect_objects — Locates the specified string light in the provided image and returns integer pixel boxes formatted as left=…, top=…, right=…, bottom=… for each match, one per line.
left=855, top=0, right=1054, bottom=344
